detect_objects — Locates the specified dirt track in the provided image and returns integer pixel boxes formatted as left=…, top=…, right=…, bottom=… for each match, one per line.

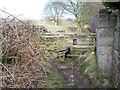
left=51, top=57, right=92, bottom=88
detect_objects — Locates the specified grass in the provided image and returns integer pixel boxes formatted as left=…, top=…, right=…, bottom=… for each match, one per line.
left=46, top=38, right=68, bottom=51
left=47, top=69, right=64, bottom=88
left=79, top=48, right=101, bottom=87
left=41, top=21, right=77, bottom=32
left=79, top=63, right=89, bottom=73
left=38, top=55, right=64, bottom=88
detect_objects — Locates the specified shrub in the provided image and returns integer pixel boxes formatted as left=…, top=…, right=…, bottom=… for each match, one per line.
left=0, top=13, right=55, bottom=88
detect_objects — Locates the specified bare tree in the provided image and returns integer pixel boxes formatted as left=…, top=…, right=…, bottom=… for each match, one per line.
left=44, top=0, right=65, bottom=26
left=61, top=0, right=83, bottom=32
left=61, top=0, right=102, bottom=33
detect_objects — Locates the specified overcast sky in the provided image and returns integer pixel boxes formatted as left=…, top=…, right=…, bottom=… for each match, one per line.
left=0, top=0, right=49, bottom=20
left=0, top=0, right=107, bottom=20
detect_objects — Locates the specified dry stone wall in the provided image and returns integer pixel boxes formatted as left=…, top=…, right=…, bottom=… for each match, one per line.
left=114, top=10, right=120, bottom=87
left=0, top=26, right=2, bottom=87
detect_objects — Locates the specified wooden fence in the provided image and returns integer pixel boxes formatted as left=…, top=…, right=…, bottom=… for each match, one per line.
left=40, top=33, right=96, bottom=56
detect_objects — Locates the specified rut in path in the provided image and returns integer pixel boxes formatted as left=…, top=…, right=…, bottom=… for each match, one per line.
left=51, top=57, right=92, bottom=88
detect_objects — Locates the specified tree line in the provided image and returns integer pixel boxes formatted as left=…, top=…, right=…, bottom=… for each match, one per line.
left=43, top=0, right=103, bottom=33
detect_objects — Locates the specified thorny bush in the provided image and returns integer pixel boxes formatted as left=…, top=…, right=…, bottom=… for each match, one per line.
left=0, top=15, right=55, bottom=88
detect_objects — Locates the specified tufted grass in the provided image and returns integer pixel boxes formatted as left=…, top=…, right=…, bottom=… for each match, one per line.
left=79, top=47, right=100, bottom=87
left=47, top=69, right=64, bottom=88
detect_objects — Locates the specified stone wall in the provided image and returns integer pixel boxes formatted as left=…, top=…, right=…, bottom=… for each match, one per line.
left=113, top=10, right=120, bottom=87
left=97, top=9, right=120, bottom=87
left=0, top=26, right=2, bottom=87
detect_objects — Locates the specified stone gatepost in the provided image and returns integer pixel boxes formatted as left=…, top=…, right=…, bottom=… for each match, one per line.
left=97, top=9, right=117, bottom=81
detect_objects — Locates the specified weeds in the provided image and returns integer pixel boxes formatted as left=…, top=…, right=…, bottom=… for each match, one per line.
left=0, top=9, right=56, bottom=88
left=79, top=48, right=100, bottom=87
left=47, top=70, right=64, bottom=88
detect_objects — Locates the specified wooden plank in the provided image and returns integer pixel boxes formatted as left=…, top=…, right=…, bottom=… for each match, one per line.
left=57, top=49, right=66, bottom=57
left=72, top=45, right=94, bottom=48
left=66, top=54, right=79, bottom=57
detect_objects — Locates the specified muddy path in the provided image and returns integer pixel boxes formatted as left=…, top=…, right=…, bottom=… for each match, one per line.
left=50, top=57, right=92, bottom=88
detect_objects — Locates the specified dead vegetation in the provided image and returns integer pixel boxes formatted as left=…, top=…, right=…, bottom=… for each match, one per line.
left=0, top=10, right=56, bottom=88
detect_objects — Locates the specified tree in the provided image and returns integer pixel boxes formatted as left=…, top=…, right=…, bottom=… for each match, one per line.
left=61, top=0, right=95, bottom=33
left=61, top=0, right=82, bottom=32
left=61, top=1, right=102, bottom=33
left=44, top=0, right=65, bottom=26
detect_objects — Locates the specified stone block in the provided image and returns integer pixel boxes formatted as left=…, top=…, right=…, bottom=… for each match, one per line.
left=97, top=54, right=113, bottom=74
left=97, top=46, right=113, bottom=55
left=97, top=36, right=115, bottom=46
left=98, top=18, right=117, bottom=28
left=99, top=13, right=109, bottom=18
left=97, top=28, right=115, bottom=37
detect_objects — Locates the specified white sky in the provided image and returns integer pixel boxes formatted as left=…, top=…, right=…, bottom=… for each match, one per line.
left=0, top=0, right=48, bottom=20
left=0, top=0, right=105, bottom=20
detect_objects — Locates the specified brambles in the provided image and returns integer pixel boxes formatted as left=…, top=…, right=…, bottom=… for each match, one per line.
left=0, top=11, right=55, bottom=88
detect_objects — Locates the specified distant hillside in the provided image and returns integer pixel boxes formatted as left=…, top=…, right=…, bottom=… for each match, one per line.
left=29, top=19, right=77, bottom=34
